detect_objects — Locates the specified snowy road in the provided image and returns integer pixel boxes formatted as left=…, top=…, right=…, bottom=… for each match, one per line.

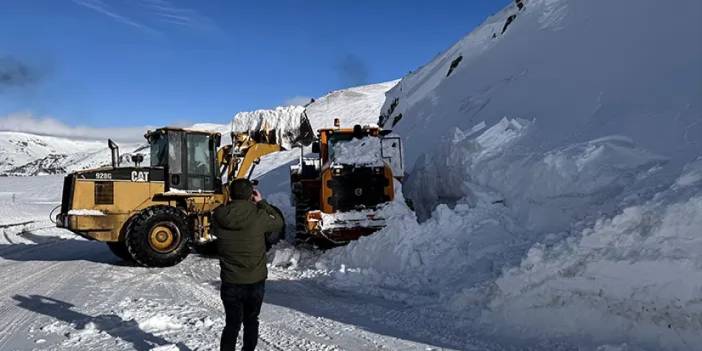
left=0, top=176, right=479, bottom=351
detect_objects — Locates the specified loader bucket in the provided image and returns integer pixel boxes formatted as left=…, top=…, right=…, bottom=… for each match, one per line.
left=231, top=107, right=315, bottom=150
left=290, top=112, right=314, bottom=147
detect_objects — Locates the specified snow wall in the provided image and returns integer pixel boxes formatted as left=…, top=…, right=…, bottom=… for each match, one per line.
left=305, top=0, right=702, bottom=349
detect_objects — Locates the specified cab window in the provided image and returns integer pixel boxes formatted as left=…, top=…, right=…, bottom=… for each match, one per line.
left=149, top=134, right=168, bottom=167
left=186, top=134, right=214, bottom=190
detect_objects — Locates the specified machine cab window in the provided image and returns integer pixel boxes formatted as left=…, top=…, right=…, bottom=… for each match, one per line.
left=146, top=128, right=220, bottom=193
left=149, top=133, right=168, bottom=167
left=186, top=133, right=214, bottom=190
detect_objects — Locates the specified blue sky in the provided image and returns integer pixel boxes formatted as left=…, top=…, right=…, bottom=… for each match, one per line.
left=0, top=0, right=506, bottom=136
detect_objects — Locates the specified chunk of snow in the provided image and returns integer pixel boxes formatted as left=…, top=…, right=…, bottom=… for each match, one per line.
left=138, top=315, right=183, bottom=333
left=319, top=208, right=385, bottom=231
left=67, top=209, right=105, bottom=216
left=149, top=345, right=180, bottom=351
left=331, top=137, right=384, bottom=167
left=162, top=188, right=188, bottom=195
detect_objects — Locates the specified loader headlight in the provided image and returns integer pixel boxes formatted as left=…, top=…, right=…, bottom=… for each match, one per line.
left=332, top=166, right=344, bottom=176
left=373, top=167, right=383, bottom=174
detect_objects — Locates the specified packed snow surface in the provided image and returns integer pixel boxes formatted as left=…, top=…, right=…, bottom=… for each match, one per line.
left=0, top=176, right=496, bottom=351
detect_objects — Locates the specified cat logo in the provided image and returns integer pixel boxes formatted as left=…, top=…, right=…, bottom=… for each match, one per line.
left=354, top=188, right=363, bottom=196
left=131, top=171, right=149, bottom=182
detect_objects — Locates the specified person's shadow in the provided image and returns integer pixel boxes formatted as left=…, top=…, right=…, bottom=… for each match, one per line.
left=12, top=295, right=191, bottom=351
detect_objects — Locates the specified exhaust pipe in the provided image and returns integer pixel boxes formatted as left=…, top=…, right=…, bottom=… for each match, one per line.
left=108, top=139, right=120, bottom=168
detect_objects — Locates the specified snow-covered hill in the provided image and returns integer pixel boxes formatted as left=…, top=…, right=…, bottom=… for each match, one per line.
left=0, top=132, right=145, bottom=176
left=305, top=81, right=399, bottom=130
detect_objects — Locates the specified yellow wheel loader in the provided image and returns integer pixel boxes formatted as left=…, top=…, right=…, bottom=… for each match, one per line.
left=290, top=120, right=404, bottom=247
left=56, top=119, right=313, bottom=267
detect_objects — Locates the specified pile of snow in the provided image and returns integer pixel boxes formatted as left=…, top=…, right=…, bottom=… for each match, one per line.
left=331, top=137, right=384, bottom=167
left=231, top=106, right=308, bottom=150
left=230, top=81, right=397, bottom=154
left=137, top=314, right=183, bottom=333
left=486, top=160, right=702, bottom=349
left=67, top=209, right=106, bottom=216
left=292, top=0, right=702, bottom=349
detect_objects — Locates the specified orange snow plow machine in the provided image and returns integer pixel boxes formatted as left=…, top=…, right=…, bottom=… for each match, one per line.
left=290, top=119, right=404, bottom=247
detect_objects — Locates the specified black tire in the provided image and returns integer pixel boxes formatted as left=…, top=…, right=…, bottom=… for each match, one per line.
left=291, top=188, right=333, bottom=249
left=125, top=206, right=191, bottom=267
left=292, top=184, right=312, bottom=245
left=106, top=241, right=132, bottom=261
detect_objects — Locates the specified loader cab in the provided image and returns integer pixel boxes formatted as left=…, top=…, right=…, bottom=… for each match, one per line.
left=146, top=128, right=222, bottom=193
left=317, top=125, right=404, bottom=177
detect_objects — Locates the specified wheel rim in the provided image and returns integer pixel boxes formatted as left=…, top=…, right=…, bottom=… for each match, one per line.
left=148, top=222, right=180, bottom=254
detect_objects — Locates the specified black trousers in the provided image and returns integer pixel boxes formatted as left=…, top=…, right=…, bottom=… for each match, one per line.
left=220, top=280, right=265, bottom=351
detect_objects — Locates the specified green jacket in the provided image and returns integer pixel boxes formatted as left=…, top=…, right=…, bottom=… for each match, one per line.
left=213, top=199, right=284, bottom=284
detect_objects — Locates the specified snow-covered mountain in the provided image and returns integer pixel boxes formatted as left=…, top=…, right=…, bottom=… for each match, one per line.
left=0, top=132, right=145, bottom=176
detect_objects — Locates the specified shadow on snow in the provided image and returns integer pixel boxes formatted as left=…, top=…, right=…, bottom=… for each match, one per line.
left=0, top=231, right=126, bottom=265
left=12, top=295, right=191, bottom=351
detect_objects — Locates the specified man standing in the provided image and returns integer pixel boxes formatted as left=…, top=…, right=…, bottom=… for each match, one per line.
left=213, top=179, right=284, bottom=351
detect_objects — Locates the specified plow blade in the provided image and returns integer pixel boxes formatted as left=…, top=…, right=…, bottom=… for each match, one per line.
left=306, top=210, right=386, bottom=245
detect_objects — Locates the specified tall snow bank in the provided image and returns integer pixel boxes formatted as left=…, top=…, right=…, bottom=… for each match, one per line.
left=486, top=159, right=702, bottom=350
left=382, top=0, right=702, bottom=174
left=407, top=118, right=668, bottom=229
left=319, top=180, right=523, bottom=303
left=307, top=0, right=702, bottom=348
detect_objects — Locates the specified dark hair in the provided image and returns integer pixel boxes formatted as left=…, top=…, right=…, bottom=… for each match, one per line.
left=228, top=179, right=254, bottom=200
